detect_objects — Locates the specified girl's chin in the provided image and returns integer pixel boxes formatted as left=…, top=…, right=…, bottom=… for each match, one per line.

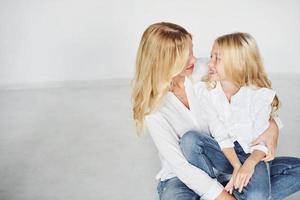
left=209, top=74, right=221, bottom=81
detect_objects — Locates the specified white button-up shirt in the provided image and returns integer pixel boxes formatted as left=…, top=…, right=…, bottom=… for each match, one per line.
left=194, top=81, right=283, bottom=154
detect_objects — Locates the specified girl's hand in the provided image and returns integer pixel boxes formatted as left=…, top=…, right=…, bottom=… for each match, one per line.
left=234, top=159, right=256, bottom=193
left=251, top=119, right=279, bottom=162
left=225, top=165, right=240, bottom=194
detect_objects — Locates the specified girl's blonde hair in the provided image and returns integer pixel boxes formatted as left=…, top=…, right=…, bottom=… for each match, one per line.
left=211, top=32, right=280, bottom=117
left=132, top=22, right=192, bottom=134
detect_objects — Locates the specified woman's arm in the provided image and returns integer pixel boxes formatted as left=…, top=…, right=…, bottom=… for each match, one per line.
left=251, top=118, right=279, bottom=161
left=146, top=114, right=224, bottom=200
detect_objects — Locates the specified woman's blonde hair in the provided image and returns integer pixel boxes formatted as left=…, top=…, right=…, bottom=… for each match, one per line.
left=211, top=32, right=280, bottom=117
left=132, top=22, right=192, bottom=134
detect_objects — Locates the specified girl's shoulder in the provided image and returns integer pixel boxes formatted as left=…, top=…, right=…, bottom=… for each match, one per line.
left=246, top=86, right=276, bottom=105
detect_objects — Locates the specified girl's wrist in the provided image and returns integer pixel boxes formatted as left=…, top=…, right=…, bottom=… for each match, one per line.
left=232, top=162, right=242, bottom=169
left=245, top=158, right=257, bottom=167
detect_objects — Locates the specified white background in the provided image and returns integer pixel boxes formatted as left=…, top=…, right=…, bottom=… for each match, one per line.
left=0, top=0, right=299, bottom=86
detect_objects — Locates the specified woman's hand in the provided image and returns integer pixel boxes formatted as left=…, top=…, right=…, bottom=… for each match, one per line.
left=234, top=159, right=256, bottom=193
left=225, top=165, right=240, bottom=194
left=251, top=119, right=279, bottom=162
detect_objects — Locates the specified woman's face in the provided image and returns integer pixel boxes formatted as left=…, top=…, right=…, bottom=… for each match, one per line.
left=208, top=43, right=225, bottom=81
left=178, top=43, right=197, bottom=77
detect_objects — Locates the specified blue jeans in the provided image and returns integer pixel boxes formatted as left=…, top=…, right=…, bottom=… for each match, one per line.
left=157, top=131, right=300, bottom=200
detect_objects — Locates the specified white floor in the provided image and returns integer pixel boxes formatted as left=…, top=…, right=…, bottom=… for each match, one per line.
left=0, top=74, right=299, bottom=200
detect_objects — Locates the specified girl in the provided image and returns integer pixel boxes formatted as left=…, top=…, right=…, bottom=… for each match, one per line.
left=181, top=32, right=300, bottom=199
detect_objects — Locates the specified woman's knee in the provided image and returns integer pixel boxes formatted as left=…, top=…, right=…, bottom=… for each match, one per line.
left=159, top=178, right=198, bottom=200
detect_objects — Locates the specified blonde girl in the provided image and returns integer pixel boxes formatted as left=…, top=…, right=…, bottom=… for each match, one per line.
left=181, top=32, right=300, bottom=200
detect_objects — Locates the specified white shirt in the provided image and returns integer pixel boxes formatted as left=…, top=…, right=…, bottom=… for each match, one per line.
left=145, top=77, right=224, bottom=200
left=194, top=81, right=283, bottom=154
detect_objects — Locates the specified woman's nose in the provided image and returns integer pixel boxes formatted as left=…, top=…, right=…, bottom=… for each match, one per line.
left=192, top=56, right=197, bottom=63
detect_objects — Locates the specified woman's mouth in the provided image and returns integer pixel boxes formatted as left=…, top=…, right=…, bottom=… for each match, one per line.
left=186, top=64, right=194, bottom=70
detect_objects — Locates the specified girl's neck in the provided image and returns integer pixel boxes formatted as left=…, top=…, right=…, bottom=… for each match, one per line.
left=220, top=80, right=240, bottom=102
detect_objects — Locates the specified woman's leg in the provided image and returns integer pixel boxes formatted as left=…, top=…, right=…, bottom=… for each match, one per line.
left=180, top=131, right=271, bottom=200
left=157, top=177, right=199, bottom=200
left=270, top=156, right=300, bottom=200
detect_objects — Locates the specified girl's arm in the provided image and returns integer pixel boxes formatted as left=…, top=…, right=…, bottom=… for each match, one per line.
left=222, top=148, right=241, bottom=194
left=234, top=150, right=266, bottom=192
left=223, top=148, right=241, bottom=168
left=234, top=88, right=276, bottom=192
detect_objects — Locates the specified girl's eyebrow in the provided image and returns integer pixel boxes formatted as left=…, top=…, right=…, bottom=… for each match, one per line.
left=210, top=52, right=220, bottom=56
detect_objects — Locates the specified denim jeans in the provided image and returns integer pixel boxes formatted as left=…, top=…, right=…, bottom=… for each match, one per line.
left=157, top=131, right=300, bottom=200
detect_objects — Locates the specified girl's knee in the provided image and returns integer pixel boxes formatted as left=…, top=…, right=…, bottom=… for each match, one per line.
left=180, top=131, right=206, bottom=156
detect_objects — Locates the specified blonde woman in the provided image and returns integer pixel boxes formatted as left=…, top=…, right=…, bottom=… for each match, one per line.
left=132, top=23, right=280, bottom=200
left=181, top=32, right=300, bottom=200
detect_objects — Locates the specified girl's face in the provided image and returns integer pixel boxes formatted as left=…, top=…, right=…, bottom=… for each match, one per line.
left=208, top=43, right=225, bottom=81
left=178, top=43, right=197, bottom=77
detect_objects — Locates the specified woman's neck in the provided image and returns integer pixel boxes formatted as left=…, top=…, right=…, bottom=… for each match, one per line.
left=220, top=80, right=240, bottom=102
left=171, top=75, right=185, bottom=90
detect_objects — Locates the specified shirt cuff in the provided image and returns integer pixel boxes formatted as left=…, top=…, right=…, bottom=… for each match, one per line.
left=201, top=180, right=224, bottom=200
left=250, top=144, right=268, bottom=154
left=219, top=139, right=234, bottom=149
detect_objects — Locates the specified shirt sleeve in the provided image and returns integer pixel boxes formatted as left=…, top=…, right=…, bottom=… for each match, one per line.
left=273, top=116, right=284, bottom=130
left=250, top=88, right=276, bottom=154
left=194, top=84, right=234, bottom=150
left=145, top=113, right=224, bottom=200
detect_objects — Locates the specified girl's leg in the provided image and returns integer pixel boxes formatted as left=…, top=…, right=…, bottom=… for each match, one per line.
left=180, top=130, right=233, bottom=177
left=157, top=177, right=199, bottom=200
left=270, top=156, right=300, bottom=200
left=232, top=152, right=271, bottom=200
left=180, top=131, right=271, bottom=200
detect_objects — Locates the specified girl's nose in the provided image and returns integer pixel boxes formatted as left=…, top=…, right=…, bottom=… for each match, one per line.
left=208, top=58, right=214, bottom=68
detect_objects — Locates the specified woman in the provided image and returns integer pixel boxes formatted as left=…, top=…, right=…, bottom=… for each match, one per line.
left=132, top=22, right=283, bottom=200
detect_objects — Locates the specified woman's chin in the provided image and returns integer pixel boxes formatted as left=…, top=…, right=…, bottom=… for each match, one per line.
left=185, top=67, right=194, bottom=76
